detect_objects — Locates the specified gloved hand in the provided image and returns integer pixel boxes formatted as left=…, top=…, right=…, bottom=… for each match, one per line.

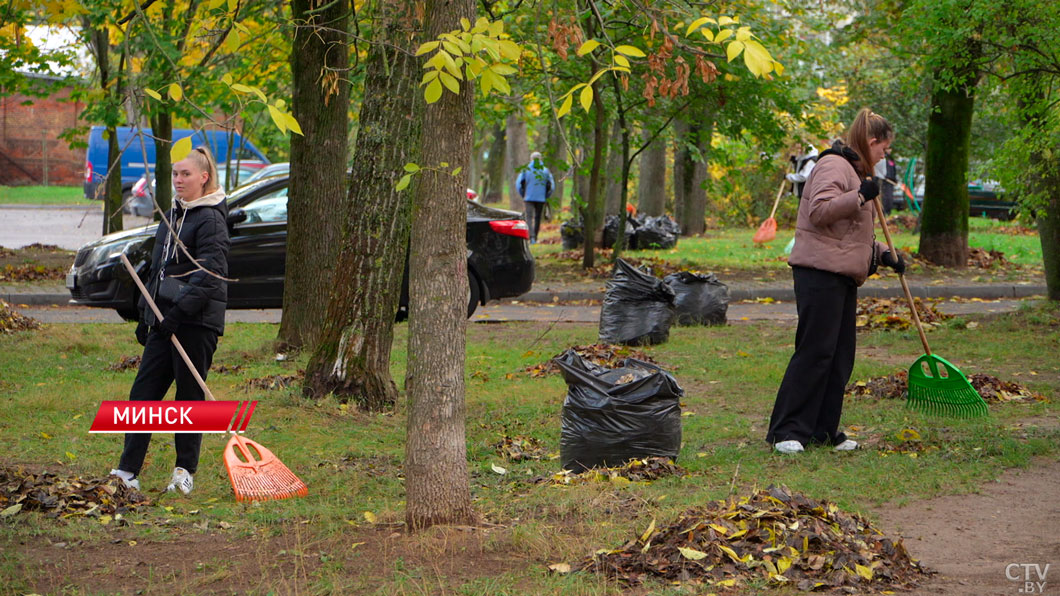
left=859, top=178, right=879, bottom=203
left=135, top=321, right=149, bottom=346
left=155, top=310, right=180, bottom=339
left=786, top=173, right=799, bottom=182
left=881, top=250, right=906, bottom=275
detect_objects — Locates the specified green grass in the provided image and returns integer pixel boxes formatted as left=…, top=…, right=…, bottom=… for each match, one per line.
left=0, top=185, right=91, bottom=205
left=1, top=304, right=1058, bottom=593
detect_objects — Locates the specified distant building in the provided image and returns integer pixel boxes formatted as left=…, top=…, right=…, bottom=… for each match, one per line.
left=1, top=73, right=87, bottom=186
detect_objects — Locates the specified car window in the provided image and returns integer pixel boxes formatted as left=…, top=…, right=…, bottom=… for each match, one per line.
left=241, top=186, right=289, bottom=224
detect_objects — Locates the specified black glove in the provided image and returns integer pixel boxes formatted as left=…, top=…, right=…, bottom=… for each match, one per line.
left=155, top=310, right=180, bottom=339
left=135, top=321, right=149, bottom=346
left=859, top=178, right=879, bottom=203
left=881, top=250, right=906, bottom=275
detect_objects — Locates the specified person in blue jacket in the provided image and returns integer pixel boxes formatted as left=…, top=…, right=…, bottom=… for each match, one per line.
left=516, top=151, right=554, bottom=244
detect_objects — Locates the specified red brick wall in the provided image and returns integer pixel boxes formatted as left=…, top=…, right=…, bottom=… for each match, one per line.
left=0, top=86, right=87, bottom=186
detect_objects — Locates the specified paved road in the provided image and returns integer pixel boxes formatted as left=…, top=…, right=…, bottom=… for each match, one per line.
left=16, top=298, right=1025, bottom=325
left=0, top=205, right=153, bottom=250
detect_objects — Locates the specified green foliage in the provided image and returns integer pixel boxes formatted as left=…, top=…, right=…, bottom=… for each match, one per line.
left=416, top=16, right=522, bottom=103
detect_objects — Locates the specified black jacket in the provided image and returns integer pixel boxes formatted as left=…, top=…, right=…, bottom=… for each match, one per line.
left=140, top=198, right=230, bottom=335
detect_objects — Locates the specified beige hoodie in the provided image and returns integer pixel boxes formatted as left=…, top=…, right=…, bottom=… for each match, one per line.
left=787, top=153, right=886, bottom=286
left=177, top=187, right=226, bottom=211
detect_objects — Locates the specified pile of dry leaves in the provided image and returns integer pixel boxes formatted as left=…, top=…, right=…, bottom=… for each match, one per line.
left=105, top=354, right=142, bottom=372
left=241, top=373, right=301, bottom=391
left=536, top=457, right=685, bottom=486
left=0, top=264, right=66, bottom=282
left=855, top=297, right=951, bottom=330
left=577, top=485, right=929, bottom=591
left=548, top=251, right=686, bottom=280
left=493, top=435, right=551, bottom=462
left=0, top=300, right=41, bottom=334
left=847, top=371, right=1046, bottom=404
left=885, top=215, right=919, bottom=232
left=0, top=466, right=149, bottom=519
left=966, top=248, right=1012, bottom=269
left=526, top=344, right=661, bottom=377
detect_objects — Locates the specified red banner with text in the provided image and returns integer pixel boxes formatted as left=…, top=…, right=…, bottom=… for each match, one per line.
left=89, top=401, right=256, bottom=433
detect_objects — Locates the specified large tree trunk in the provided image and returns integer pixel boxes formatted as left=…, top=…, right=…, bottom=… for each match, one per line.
left=150, top=112, right=173, bottom=216
left=673, top=117, right=708, bottom=235
left=404, top=0, right=476, bottom=531
left=278, top=0, right=350, bottom=350
left=505, top=113, right=529, bottom=211
left=302, top=0, right=420, bottom=409
left=637, top=128, right=667, bottom=216
left=583, top=79, right=607, bottom=269
left=545, top=118, right=566, bottom=210
left=603, top=120, right=623, bottom=217
left=91, top=24, right=123, bottom=235
left=919, top=85, right=974, bottom=267
left=482, top=124, right=505, bottom=202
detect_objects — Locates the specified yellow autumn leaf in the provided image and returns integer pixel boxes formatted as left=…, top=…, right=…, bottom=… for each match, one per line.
left=640, top=518, right=656, bottom=542
left=726, top=41, right=744, bottom=63
left=614, top=45, right=646, bottom=58
left=576, top=39, right=601, bottom=56
left=267, top=104, right=287, bottom=134
left=168, top=82, right=182, bottom=101
left=678, top=546, right=708, bottom=560
left=557, top=93, right=573, bottom=117
left=579, top=85, right=593, bottom=112
left=144, top=88, right=161, bottom=101
left=363, top=511, right=377, bottom=523
left=855, top=564, right=874, bottom=581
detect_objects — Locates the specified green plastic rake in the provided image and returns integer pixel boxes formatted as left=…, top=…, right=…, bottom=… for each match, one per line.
left=873, top=198, right=988, bottom=418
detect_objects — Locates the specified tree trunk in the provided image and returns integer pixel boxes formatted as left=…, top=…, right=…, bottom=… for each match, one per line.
left=583, top=79, right=607, bottom=269
left=919, top=85, right=974, bottom=267
left=673, top=117, right=708, bottom=235
left=545, top=118, right=566, bottom=210
left=603, top=120, right=623, bottom=217
left=482, top=124, right=505, bottom=202
left=150, top=112, right=173, bottom=217
left=637, top=128, right=667, bottom=216
left=104, top=124, right=124, bottom=235
left=404, top=0, right=476, bottom=531
left=611, top=90, right=632, bottom=259
left=505, top=113, right=529, bottom=211
left=469, top=124, right=485, bottom=198
left=278, top=0, right=350, bottom=350
left=302, top=0, right=420, bottom=410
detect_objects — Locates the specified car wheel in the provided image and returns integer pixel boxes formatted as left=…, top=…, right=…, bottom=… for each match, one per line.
left=467, top=272, right=481, bottom=319
left=115, top=307, right=139, bottom=322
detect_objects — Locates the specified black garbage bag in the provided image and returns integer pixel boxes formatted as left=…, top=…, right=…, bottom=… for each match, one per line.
left=599, top=259, right=675, bottom=345
left=601, top=214, right=639, bottom=249
left=635, top=215, right=680, bottom=249
left=556, top=349, right=684, bottom=472
left=560, top=218, right=583, bottom=249
left=664, top=271, right=730, bottom=326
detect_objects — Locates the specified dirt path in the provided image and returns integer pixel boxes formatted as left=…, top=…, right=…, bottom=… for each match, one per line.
left=873, top=457, right=1060, bottom=596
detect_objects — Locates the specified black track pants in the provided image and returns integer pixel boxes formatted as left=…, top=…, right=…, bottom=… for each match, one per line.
left=525, top=201, right=545, bottom=241
left=118, top=325, right=218, bottom=475
left=766, top=266, right=857, bottom=446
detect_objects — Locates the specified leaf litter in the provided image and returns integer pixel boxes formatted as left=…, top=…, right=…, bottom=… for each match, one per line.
left=493, top=435, right=552, bottom=462
left=576, top=484, right=931, bottom=591
left=0, top=299, right=41, bottom=334
left=856, top=297, right=951, bottom=330
left=847, top=371, right=1047, bottom=403
left=241, top=372, right=302, bottom=391
left=105, top=354, right=142, bottom=372
left=0, top=465, right=149, bottom=519
left=534, top=457, right=685, bottom=486
left=525, top=343, right=664, bottom=378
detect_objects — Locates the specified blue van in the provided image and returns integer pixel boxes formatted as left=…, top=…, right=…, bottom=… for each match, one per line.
left=83, top=126, right=269, bottom=200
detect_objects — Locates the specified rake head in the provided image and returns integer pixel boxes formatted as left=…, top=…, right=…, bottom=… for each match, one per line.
left=905, top=354, right=988, bottom=418
left=752, top=218, right=777, bottom=244
left=224, top=434, right=308, bottom=502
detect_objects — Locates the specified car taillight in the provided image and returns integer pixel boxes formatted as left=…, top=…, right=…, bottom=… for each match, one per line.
left=132, top=178, right=147, bottom=197
left=85, top=161, right=93, bottom=183
left=466, top=188, right=478, bottom=201
left=489, top=219, right=529, bottom=239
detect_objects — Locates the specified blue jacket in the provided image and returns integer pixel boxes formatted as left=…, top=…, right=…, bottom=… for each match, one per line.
left=516, top=161, right=554, bottom=203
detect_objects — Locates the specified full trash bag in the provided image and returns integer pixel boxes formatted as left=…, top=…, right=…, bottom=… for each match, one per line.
left=635, top=215, right=680, bottom=250
left=664, top=271, right=730, bottom=326
left=556, top=349, right=684, bottom=472
left=601, top=214, right=639, bottom=249
left=560, top=218, right=583, bottom=249
left=599, top=259, right=676, bottom=345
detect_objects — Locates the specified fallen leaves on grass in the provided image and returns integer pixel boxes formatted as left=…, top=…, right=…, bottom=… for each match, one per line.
left=526, top=343, right=662, bottom=377
left=493, top=435, right=552, bottom=462
left=0, top=264, right=66, bottom=281
left=0, top=466, right=149, bottom=519
left=240, top=373, right=302, bottom=391
left=847, top=371, right=1046, bottom=404
left=212, top=363, right=244, bottom=375
left=856, top=298, right=951, bottom=330
left=547, top=250, right=686, bottom=279
left=966, top=248, right=1013, bottom=269
left=577, top=484, right=930, bottom=591
left=105, top=354, right=141, bottom=372
left=534, top=457, right=685, bottom=486
left=885, top=215, right=919, bottom=232
left=0, top=300, right=41, bottom=334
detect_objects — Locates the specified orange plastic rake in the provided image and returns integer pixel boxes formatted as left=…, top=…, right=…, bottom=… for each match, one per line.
left=121, top=255, right=308, bottom=501
left=753, top=179, right=787, bottom=244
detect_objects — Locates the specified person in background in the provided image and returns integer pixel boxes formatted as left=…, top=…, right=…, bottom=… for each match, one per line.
left=767, top=108, right=905, bottom=455
left=109, top=146, right=230, bottom=495
left=874, top=147, right=898, bottom=214
left=516, top=151, right=554, bottom=244
left=786, top=144, right=819, bottom=199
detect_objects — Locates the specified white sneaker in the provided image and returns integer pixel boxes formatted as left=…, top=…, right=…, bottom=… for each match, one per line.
left=834, top=439, right=859, bottom=451
left=773, top=440, right=804, bottom=454
left=166, top=467, right=194, bottom=495
left=109, top=469, right=140, bottom=490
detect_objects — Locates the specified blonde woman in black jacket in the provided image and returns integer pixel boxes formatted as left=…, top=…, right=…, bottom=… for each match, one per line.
left=109, top=146, right=230, bottom=494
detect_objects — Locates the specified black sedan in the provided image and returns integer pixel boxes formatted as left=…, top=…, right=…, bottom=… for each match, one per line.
left=67, top=175, right=535, bottom=319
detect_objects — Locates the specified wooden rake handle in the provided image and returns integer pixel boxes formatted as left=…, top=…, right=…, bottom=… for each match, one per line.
left=120, top=254, right=219, bottom=401
left=871, top=198, right=932, bottom=356
left=769, top=177, right=787, bottom=219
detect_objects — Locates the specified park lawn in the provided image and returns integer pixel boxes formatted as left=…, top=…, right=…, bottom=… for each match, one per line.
left=530, top=216, right=1044, bottom=286
left=1, top=303, right=1058, bottom=594
left=0, top=185, right=92, bottom=206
